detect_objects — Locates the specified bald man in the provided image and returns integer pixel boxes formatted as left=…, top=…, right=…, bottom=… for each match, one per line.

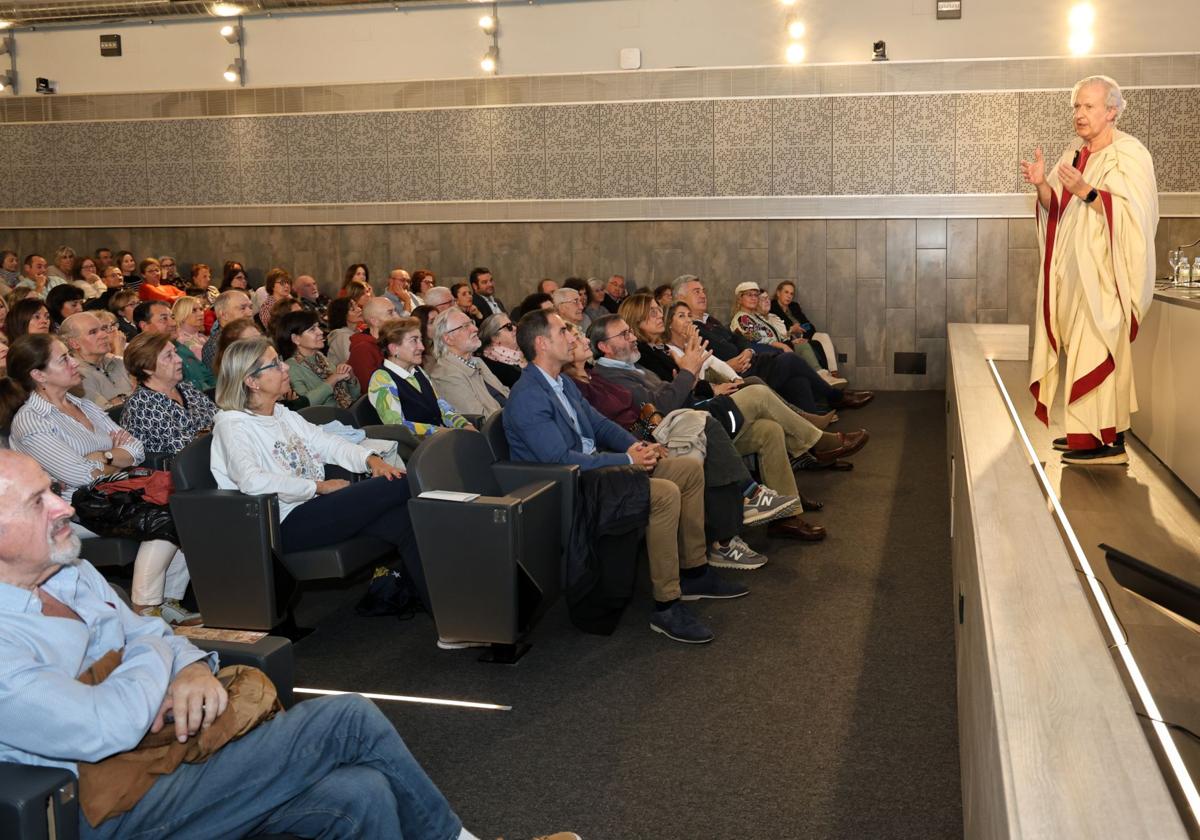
left=61, top=311, right=133, bottom=408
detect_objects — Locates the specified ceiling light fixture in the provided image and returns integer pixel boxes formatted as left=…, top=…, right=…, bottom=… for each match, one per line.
left=219, top=22, right=241, bottom=44
left=1068, top=3, right=1096, bottom=29
left=212, top=3, right=243, bottom=17
left=787, top=18, right=805, bottom=39
left=478, top=13, right=496, bottom=34
left=785, top=42, right=806, bottom=64
left=0, top=71, right=13, bottom=91
left=780, top=0, right=796, bottom=6
left=223, top=58, right=243, bottom=82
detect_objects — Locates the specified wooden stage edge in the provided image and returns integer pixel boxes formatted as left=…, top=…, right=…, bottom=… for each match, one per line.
left=947, top=323, right=1192, bottom=840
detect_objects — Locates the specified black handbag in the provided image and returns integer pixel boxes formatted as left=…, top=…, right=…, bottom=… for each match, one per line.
left=71, top=468, right=179, bottom=544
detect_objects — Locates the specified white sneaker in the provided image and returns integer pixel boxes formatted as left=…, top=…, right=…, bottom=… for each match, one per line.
left=743, top=485, right=802, bottom=525
left=436, top=638, right=488, bottom=651
left=820, top=370, right=848, bottom=387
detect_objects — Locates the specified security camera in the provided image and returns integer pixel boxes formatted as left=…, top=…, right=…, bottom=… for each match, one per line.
left=872, top=40, right=888, bottom=62
left=35, top=77, right=56, bottom=94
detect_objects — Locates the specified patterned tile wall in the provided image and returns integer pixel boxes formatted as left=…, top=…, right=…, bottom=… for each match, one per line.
left=2, top=88, right=1197, bottom=210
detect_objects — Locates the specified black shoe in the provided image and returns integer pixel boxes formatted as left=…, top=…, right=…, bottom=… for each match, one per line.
left=1062, top=444, right=1128, bottom=466
left=1056, top=431, right=1125, bottom=453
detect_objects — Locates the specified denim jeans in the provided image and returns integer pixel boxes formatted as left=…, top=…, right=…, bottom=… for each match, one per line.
left=82, top=693, right=463, bottom=840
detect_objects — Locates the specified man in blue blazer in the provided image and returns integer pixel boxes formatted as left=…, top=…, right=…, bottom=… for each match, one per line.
left=504, top=310, right=748, bottom=644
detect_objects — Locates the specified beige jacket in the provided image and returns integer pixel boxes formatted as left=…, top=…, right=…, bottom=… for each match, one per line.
left=427, top=351, right=509, bottom=419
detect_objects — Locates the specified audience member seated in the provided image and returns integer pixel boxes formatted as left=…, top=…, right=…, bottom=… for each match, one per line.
left=589, top=310, right=863, bottom=540
left=342, top=263, right=370, bottom=296
left=563, top=325, right=792, bottom=568
left=212, top=336, right=431, bottom=604
left=72, top=254, right=106, bottom=299
left=187, top=262, right=219, bottom=306
left=0, top=249, right=18, bottom=288
left=173, top=295, right=207, bottom=360
left=673, top=274, right=872, bottom=415
left=292, top=272, right=329, bottom=319
left=86, top=266, right=128, bottom=315
left=6, top=297, right=52, bottom=340
left=275, top=309, right=361, bottom=409
left=135, top=300, right=215, bottom=394
left=117, top=250, right=142, bottom=291
left=93, top=310, right=127, bottom=356
left=536, top=278, right=558, bottom=296
left=512, top=291, right=553, bottom=322
left=137, top=258, right=186, bottom=303
left=16, top=253, right=59, bottom=299
left=203, top=289, right=254, bottom=370
left=654, top=283, right=673, bottom=307
left=258, top=267, right=292, bottom=329
left=349, top=296, right=397, bottom=391
left=109, top=288, right=141, bottom=342
left=503, top=310, right=747, bottom=644
left=269, top=296, right=302, bottom=326
left=601, top=274, right=628, bottom=313
left=368, top=317, right=472, bottom=436
left=450, top=282, right=485, bottom=326
left=46, top=283, right=85, bottom=331
left=553, top=287, right=590, bottom=332
left=411, top=269, right=436, bottom=307
left=325, top=295, right=364, bottom=368
left=411, top=304, right=438, bottom=357
left=218, top=260, right=248, bottom=293
left=423, top=285, right=454, bottom=314
left=212, top=317, right=262, bottom=375
left=730, top=281, right=837, bottom=386
left=479, top=312, right=526, bottom=388
left=583, top=277, right=608, bottom=324
left=159, top=253, right=185, bottom=288
left=0, top=449, right=515, bottom=840
left=62, top=312, right=133, bottom=410
left=427, top=307, right=508, bottom=420
left=0, top=334, right=196, bottom=623
left=46, top=245, right=74, bottom=285
left=120, top=331, right=217, bottom=456
left=94, top=246, right=115, bottom=274
left=771, top=280, right=843, bottom=381
left=469, top=266, right=506, bottom=320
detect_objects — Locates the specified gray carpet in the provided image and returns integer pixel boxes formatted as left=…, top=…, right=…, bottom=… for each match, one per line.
left=290, top=391, right=962, bottom=840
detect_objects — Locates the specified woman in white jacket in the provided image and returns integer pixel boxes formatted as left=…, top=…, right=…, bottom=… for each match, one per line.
left=209, top=336, right=428, bottom=603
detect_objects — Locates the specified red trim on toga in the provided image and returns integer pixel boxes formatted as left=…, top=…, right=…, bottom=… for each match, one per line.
left=1041, top=191, right=1061, bottom=354
left=1030, top=381, right=1049, bottom=426
left=1069, top=354, right=1115, bottom=403
left=1067, top=427, right=1116, bottom=450
left=1097, top=188, right=1140, bottom=343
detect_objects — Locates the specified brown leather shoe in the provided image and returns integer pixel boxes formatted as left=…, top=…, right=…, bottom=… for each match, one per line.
left=767, top=517, right=827, bottom=541
left=837, top=391, right=874, bottom=409
left=800, top=493, right=824, bottom=512
left=812, top=429, right=869, bottom=463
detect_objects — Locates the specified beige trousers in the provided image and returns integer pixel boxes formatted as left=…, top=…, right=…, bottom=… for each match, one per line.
left=728, top=384, right=822, bottom=496
left=645, top=456, right=707, bottom=602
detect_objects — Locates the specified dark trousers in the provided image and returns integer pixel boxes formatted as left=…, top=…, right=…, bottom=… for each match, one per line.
left=756, top=351, right=841, bottom=413
left=700, top=415, right=750, bottom=543
left=281, top=476, right=430, bottom=606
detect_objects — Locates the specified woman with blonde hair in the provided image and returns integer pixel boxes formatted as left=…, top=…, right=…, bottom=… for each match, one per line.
left=730, top=282, right=841, bottom=387
left=173, top=295, right=208, bottom=359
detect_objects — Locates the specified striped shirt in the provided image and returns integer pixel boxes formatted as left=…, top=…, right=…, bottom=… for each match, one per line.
left=10, top=391, right=145, bottom=498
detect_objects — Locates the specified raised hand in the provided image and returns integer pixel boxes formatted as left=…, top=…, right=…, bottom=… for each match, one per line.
left=1056, top=162, right=1088, bottom=198
left=1020, top=147, right=1046, bottom=186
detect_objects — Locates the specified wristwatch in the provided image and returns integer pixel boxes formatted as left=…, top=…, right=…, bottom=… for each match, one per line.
left=104, top=451, right=114, bottom=465
left=1083, top=188, right=1099, bottom=204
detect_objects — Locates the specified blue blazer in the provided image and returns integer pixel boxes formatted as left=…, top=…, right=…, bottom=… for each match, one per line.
left=503, top=365, right=636, bottom=471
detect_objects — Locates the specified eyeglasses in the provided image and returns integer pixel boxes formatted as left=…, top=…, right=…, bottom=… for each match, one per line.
left=445, top=322, right=475, bottom=335
left=606, top=327, right=636, bottom=342
left=250, top=359, right=283, bottom=376
left=499, top=323, right=516, bottom=332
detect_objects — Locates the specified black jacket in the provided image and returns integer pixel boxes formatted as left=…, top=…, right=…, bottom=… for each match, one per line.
left=770, top=299, right=815, bottom=339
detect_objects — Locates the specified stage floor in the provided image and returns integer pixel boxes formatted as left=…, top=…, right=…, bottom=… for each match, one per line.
left=995, top=359, right=1200, bottom=829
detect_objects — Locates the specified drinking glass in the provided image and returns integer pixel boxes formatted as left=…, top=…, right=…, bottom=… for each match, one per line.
left=1168, top=249, right=1184, bottom=284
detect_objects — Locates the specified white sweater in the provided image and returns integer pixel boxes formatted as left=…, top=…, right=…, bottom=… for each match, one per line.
left=210, top=405, right=373, bottom=520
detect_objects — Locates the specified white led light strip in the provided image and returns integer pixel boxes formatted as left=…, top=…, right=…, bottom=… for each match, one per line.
left=987, top=358, right=1200, bottom=827
left=294, top=687, right=511, bottom=711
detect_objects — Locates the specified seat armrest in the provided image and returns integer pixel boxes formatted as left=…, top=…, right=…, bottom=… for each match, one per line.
left=0, top=762, right=79, bottom=840
left=492, top=462, right=578, bottom=548
left=360, top=425, right=421, bottom=460
left=195, top=636, right=295, bottom=708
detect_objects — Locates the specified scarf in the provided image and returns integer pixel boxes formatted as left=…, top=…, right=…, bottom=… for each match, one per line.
left=299, top=351, right=354, bottom=408
left=483, top=344, right=526, bottom=368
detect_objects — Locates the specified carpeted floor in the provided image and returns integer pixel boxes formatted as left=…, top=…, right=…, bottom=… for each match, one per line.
left=290, top=391, right=962, bottom=840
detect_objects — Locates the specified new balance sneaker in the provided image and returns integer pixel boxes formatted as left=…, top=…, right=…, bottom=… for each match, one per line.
left=743, top=485, right=802, bottom=525
left=649, top=602, right=714, bottom=644
left=679, top=566, right=750, bottom=601
left=708, top=538, right=768, bottom=570
left=1062, top=444, right=1128, bottom=466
